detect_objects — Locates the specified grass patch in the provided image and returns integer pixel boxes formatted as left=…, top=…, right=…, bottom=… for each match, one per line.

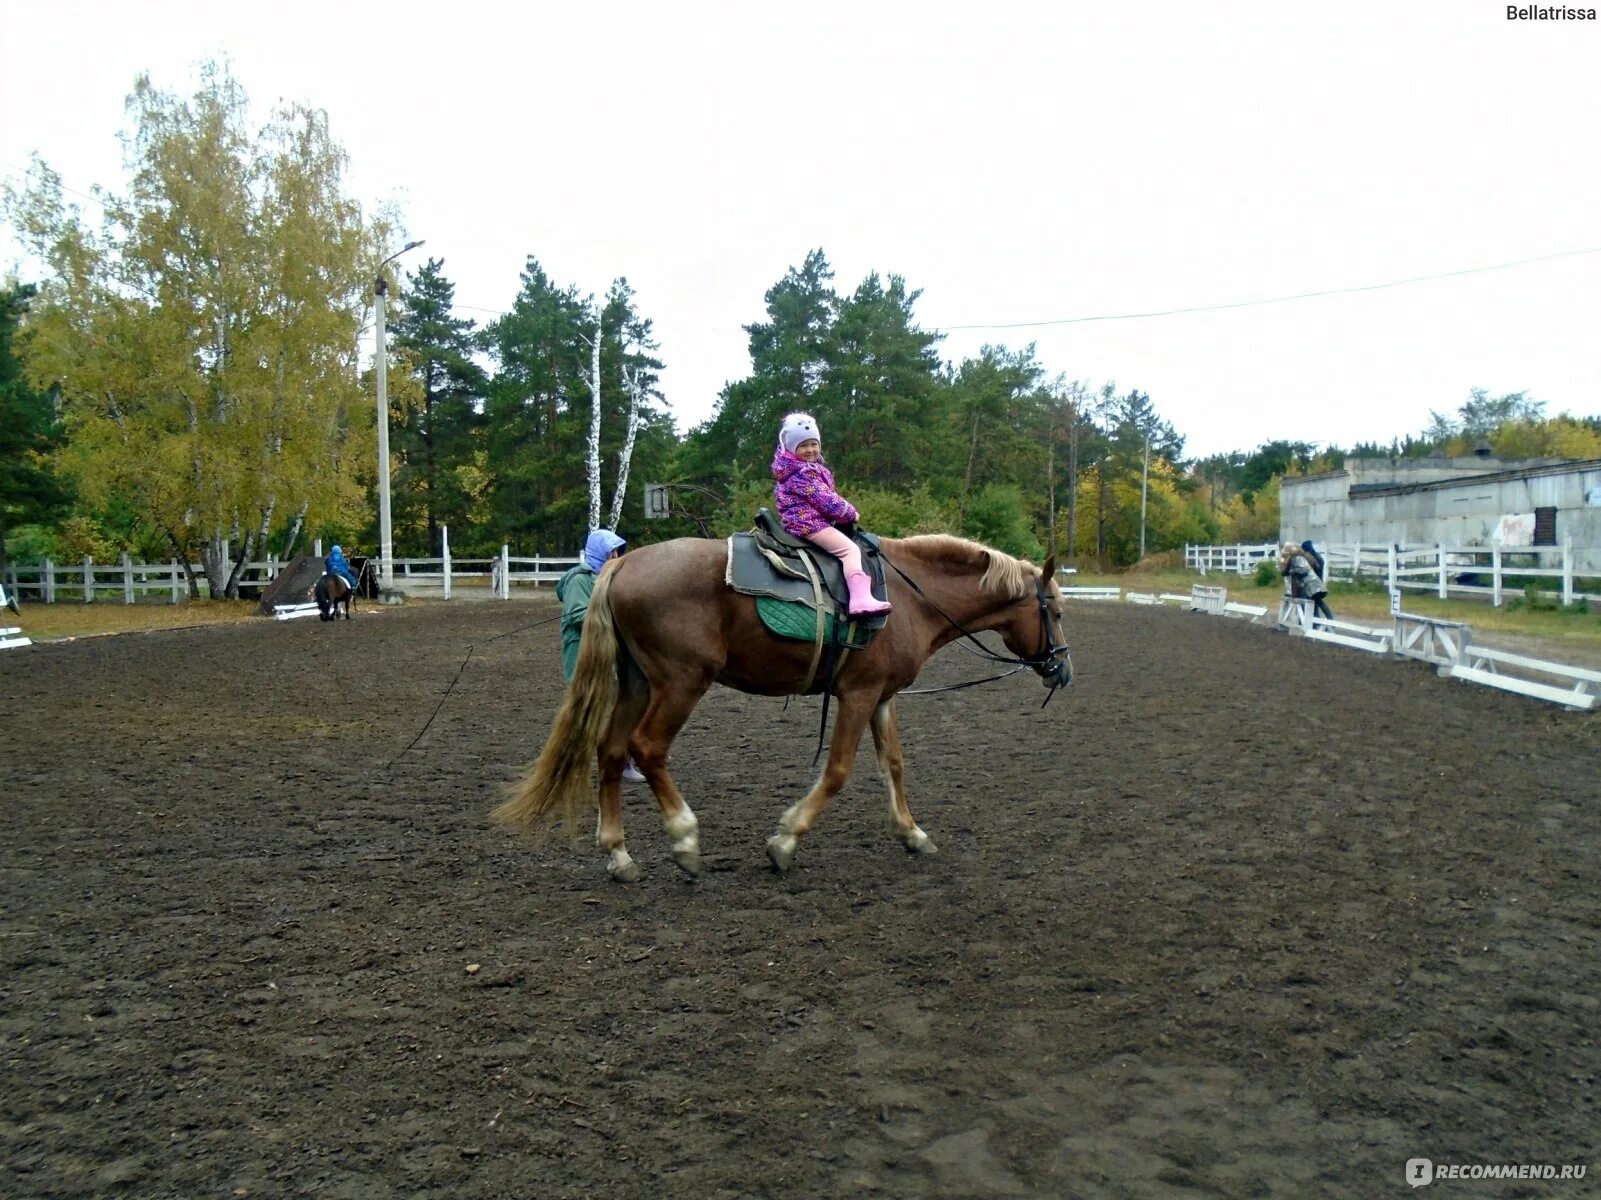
left=9, top=599, right=262, bottom=641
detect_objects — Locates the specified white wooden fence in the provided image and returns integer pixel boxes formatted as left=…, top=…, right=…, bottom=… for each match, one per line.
left=390, top=546, right=580, bottom=600
left=4, top=527, right=580, bottom=605
left=1185, top=543, right=1281, bottom=575
left=1266, top=589, right=1593, bottom=711
left=1062, top=580, right=1596, bottom=712
left=4, top=554, right=262, bottom=604
left=1186, top=540, right=1598, bottom=608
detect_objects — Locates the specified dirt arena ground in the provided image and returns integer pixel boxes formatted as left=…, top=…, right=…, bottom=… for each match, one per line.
left=2, top=598, right=1597, bottom=1199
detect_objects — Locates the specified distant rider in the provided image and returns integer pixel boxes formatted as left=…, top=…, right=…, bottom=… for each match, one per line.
left=326, top=544, right=358, bottom=593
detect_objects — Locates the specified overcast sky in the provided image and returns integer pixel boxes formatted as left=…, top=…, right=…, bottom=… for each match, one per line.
left=3, top=0, right=1597, bottom=459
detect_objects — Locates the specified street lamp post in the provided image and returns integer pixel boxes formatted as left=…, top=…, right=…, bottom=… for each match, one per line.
left=1138, top=432, right=1150, bottom=561
left=374, top=239, right=424, bottom=601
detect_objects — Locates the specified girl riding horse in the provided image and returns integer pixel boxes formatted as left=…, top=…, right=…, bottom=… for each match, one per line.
left=494, top=534, right=1070, bottom=882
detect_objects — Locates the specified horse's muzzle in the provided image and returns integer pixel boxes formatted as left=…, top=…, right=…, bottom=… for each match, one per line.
left=1040, top=654, right=1072, bottom=690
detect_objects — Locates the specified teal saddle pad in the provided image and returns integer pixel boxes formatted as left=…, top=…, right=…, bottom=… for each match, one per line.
left=754, top=596, right=876, bottom=651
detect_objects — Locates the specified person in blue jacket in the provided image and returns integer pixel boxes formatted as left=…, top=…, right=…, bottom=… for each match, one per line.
left=558, top=528, right=644, bottom=783
left=326, top=544, right=358, bottom=592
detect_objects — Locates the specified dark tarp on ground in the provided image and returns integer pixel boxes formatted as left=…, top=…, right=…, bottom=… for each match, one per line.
left=257, top=555, right=325, bottom=615
left=256, top=554, right=378, bottom=614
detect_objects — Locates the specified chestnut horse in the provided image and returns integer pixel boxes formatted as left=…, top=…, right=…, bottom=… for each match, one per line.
left=492, top=534, right=1071, bottom=881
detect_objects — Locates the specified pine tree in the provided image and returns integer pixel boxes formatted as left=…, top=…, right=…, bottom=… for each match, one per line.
left=482, top=258, right=591, bottom=551
left=814, top=273, right=944, bottom=488
left=481, top=263, right=675, bottom=553
left=388, top=258, right=486, bottom=554
left=687, top=249, right=838, bottom=482
left=0, top=283, right=71, bottom=572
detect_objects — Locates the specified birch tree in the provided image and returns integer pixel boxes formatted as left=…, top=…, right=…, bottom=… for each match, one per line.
left=608, top=361, right=644, bottom=531
left=603, top=280, right=662, bottom=531
left=580, top=281, right=663, bottom=535
left=4, top=63, right=383, bottom=597
left=585, top=317, right=602, bottom=531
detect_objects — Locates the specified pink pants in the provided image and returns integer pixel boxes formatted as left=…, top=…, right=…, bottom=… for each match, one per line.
left=805, top=525, right=864, bottom=577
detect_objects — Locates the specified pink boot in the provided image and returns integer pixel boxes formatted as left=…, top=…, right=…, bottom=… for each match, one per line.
left=845, top=571, right=891, bottom=617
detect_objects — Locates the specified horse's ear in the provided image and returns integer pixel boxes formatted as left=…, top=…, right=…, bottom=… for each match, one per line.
left=1041, top=554, right=1057, bottom=582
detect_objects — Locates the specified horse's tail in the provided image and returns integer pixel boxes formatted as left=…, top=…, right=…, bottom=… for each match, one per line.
left=315, top=577, right=332, bottom=620
left=493, top=562, right=622, bottom=835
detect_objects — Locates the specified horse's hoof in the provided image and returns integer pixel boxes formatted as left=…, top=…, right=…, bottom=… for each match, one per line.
left=607, top=858, right=641, bottom=884
left=672, top=849, right=702, bottom=879
left=766, top=836, right=796, bottom=873
left=902, top=829, right=938, bottom=856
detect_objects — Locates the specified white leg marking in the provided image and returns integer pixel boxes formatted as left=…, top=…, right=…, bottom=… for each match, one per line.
left=664, top=804, right=699, bottom=854
left=879, top=761, right=899, bottom=817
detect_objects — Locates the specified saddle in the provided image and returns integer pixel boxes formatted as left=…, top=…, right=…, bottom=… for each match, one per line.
left=726, top=509, right=890, bottom=689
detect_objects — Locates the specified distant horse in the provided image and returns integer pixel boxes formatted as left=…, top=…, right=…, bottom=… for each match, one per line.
left=493, top=534, right=1071, bottom=881
left=315, top=569, right=357, bottom=621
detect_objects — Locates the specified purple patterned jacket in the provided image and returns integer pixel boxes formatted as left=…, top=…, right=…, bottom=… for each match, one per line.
left=771, top=447, right=859, bottom=537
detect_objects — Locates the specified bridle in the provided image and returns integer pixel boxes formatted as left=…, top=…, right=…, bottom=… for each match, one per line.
left=806, top=547, right=1072, bottom=764
left=878, top=549, right=1073, bottom=706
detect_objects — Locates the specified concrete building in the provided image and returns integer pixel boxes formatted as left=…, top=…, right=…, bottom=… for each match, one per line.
left=1280, top=455, right=1601, bottom=575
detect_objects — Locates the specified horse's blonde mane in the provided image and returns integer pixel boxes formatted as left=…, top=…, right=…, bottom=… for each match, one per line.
left=897, top=534, right=1033, bottom=599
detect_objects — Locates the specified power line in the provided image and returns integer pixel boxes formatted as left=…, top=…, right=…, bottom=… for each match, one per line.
left=461, top=245, right=1601, bottom=331
left=938, top=245, right=1601, bottom=331
left=10, top=155, right=1594, bottom=333
left=2, top=160, right=113, bottom=212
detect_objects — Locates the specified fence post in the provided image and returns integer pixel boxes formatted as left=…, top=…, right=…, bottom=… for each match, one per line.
left=1437, top=543, right=1447, bottom=599
left=1561, top=538, right=1574, bottom=608
left=1492, top=546, right=1502, bottom=608
left=83, top=557, right=94, bottom=604
left=442, top=525, right=452, bottom=601
left=43, top=557, right=55, bottom=604
left=170, top=559, right=182, bottom=603
left=314, top=537, right=323, bottom=558
left=500, top=544, right=511, bottom=599
left=1386, top=544, right=1396, bottom=596
left=122, top=552, right=134, bottom=604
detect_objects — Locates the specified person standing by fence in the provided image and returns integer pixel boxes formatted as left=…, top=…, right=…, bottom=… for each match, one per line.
left=558, top=529, right=645, bottom=782
left=1281, top=542, right=1334, bottom=622
left=1298, top=540, right=1335, bottom=621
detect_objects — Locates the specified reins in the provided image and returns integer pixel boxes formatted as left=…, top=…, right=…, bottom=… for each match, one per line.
left=898, top=662, right=1033, bottom=695
left=806, top=546, right=1070, bottom=762
left=878, top=550, right=1037, bottom=667
left=386, top=610, right=565, bottom=772
left=877, top=548, right=1071, bottom=704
